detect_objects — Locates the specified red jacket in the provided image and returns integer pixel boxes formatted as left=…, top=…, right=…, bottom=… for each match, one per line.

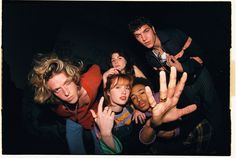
left=54, top=64, right=102, bottom=129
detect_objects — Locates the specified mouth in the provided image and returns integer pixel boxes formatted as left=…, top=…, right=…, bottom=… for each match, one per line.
left=114, top=65, right=121, bottom=69
left=144, top=41, right=150, bottom=45
left=138, top=101, right=146, bottom=107
left=67, top=96, right=74, bottom=102
left=120, top=96, right=127, bottom=101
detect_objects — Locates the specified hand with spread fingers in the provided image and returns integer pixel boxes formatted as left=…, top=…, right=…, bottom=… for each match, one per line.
left=132, top=109, right=146, bottom=124
left=147, top=66, right=197, bottom=128
left=90, top=97, right=116, bottom=150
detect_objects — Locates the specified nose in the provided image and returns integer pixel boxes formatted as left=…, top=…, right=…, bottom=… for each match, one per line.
left=141, top=34, right=146, bottom=42
left=114, top=59, right=118, bottom=64
left=121, top=87, right=127, bottom=95
left=62, top=86, right=70, bottom=97
left=137, top=96, right=141, bottom=102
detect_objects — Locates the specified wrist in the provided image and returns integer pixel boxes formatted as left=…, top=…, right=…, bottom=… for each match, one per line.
left=101, top=131, right=112, bottom=137
left=148, top=120, right=159, bottom=132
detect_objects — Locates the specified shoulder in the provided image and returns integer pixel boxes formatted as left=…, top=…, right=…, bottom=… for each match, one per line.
left=133, top=65, right=146, bottom=78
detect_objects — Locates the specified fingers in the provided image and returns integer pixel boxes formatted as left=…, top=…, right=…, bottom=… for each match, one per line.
left=135, top=116, right=138, bottom=124
left=90, top=109, right=97, bottom=119
left=145, top=86, right=156, bottom=108
left=191, top=56, right=203, bottom=65
left=138, top=116, right=144, bottom=124
left=176, top=104, right=197, bottom=118
left=159, top=71, right=168, bottom=101
left=97, top=97, right=104, bottom=114
left=167, top=67, right=177, bottom=98
left=172, top=72, right=187, bottom=105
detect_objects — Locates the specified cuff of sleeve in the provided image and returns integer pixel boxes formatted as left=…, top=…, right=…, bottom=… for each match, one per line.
left=175, top=128, right=180, bottom=137
left=99, top=135, right=123, bottom=154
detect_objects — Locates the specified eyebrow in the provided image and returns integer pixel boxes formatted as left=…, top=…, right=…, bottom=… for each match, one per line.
left=131, top=88, right=144, bottom=96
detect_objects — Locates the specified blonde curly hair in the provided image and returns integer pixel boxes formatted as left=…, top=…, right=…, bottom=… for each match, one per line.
left=29, top=53, right=83, bottom=104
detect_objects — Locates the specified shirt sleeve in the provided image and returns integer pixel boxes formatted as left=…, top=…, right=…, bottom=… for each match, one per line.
left=99, top=135, right=123, bottom=154
left=174, top=29, right=204, bottom=81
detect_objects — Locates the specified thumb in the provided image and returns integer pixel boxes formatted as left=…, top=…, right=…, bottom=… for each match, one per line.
left=90, top=109, right=97, bottom=119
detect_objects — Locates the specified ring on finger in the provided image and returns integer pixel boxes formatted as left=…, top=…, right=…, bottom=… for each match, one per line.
left=160, top=97, right=167, bottom=103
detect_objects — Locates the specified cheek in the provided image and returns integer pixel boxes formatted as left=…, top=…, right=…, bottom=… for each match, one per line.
left=54, top=93, right=64, bottom=100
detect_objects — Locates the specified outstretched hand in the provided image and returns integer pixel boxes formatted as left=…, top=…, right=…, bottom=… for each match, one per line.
left=146, top=66, right=197, bottom=128
left=90, top=97, right=115, bottom=136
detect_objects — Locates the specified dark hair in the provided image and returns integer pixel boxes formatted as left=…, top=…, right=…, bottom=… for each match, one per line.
left=128, top=16, right=153, bottom=34
left=109, top=49, right=135, bottom=77
left=104, top=73, right=133, bottom=106
left=132, top=77, right=153, bottom=90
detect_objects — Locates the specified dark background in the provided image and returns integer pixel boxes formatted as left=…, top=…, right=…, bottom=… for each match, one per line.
left=2, top=1, right=231, bottom=155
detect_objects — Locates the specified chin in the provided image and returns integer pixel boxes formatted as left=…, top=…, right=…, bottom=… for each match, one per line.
left=69, top=98, right=78, bottom=104
left=140, top=106, right=149, bottom=112
left=118, top=101, right=127, bottom=106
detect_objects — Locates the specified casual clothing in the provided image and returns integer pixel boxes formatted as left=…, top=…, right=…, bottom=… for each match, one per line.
left=139, top=92, right=213, bottom=155
left=66, top=119, right=101, bottom=154
left=145, top=28, right=203, bottom=85
left=112, top=106, right=149, bottom=154
left=53, top=64, right=102, bottom=129
left=60, top=64, right=122, bottom=154
left=145, top=28, right=222, bottom=143
left=66, top=119, right=122, bottom=154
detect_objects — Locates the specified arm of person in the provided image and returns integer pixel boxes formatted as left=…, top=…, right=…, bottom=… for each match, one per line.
left=102, top=68, right=119, bottom=88
left=157, top=128, right=180, bottom=139
left=173, top=29, right=204, bottom=76
left=90, top=97, right=122, bottom=154
left=146, top=67, right=197, bottom=131
left=133, top=65, right=146, bottom=78
left=139, top=119, right=157, bottom=144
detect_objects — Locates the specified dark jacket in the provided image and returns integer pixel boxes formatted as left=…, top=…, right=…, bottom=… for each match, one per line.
left=145, top=28, right=203, bottom=85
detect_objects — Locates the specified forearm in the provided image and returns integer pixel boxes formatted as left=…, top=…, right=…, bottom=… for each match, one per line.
left=101, top=132, right=115, bottom=150
left=139, top=119, right=156, bottom=144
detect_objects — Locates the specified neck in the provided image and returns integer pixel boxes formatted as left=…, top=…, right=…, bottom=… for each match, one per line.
left=109, top=103, right=123, bottom=113
left=153, top=35, right=161, bottom=50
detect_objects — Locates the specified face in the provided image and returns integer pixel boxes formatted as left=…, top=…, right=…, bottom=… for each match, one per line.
left=130, top=84, right=150, bottom=112
left=108, top=78, right=131, bottom=108
left=133, top=24, right=157, bottom=49
left=111, top=53, right=127, bottom=72
left=47, top=71, right=79, bottom=104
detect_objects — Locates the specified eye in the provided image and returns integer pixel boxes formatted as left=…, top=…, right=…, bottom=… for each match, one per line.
left=115, top=86, right=120, bottom=89
left=126, top=86, right=130, bottom=90
left=54, top=88, right=61, bottom=94
left=144, top=28, right=150, bottom=33
left=130, top=95, right=136, bottom=101
left=135, top=34, right=140, bottom=39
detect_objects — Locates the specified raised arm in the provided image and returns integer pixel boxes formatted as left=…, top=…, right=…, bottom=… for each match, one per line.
left=139, top=67, right=197, bottom=144
left=90, top=97, right=122, bottom=154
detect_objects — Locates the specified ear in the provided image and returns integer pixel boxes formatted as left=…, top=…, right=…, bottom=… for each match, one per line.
left=152, top=26, right=156, bottom=34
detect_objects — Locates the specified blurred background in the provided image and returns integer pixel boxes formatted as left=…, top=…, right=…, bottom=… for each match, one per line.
left=2, top=1, right=231, bottom=155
